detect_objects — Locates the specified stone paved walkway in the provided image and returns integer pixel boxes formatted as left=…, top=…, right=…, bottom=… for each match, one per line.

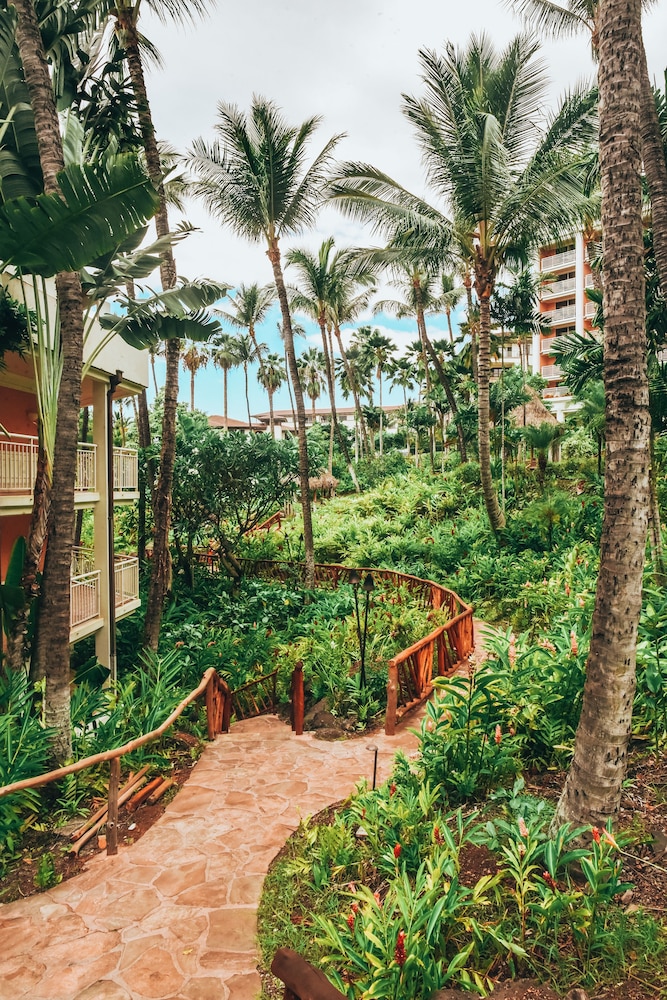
left=0, top=716, right=423, bottom=1000
left=1, top=621, right=489, bottom=1000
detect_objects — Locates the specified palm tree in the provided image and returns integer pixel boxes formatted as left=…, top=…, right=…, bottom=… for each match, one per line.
left=257, top=350, right=286, bottom=438
left=433, top=272, right=464, bottom=343
left=522, top=421, right=563, bottom=480
left=110, top=0, right=216, bottom=651
left=287, top=238, right=358, bottom=479
left=388, top=356, right=418, bottom=422
left=553, top=0, right=651, bottom=830
left=331, top=34, right=597, bottom=533
left=233, top=333, right=262, bottom=427
left=356, top=327, right=394, bottom=456
left=509, top=0, right=667, bottom=295
left=211, top=331, right=240, bottom=426
left=181, top=341, right=210, bottom=411
left=297, top=346, right=326, bottom=420
left=217, top=282, right=275, bottom=383
left=187, top=98, right=341, bottom=587
left=373, top=265, right=468, bottom=463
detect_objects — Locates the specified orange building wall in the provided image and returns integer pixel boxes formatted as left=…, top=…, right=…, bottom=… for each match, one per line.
left=0, top=513, right=31, bottom=582
left=0, top=385, right=39, bottom=436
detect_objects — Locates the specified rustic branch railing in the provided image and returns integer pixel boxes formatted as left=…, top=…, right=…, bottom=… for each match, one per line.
left=0, top=668, right=231, bottom=857
left=240, top=559, right=474, bottom=735
left=271, top=948, right=346, bottom=1000
left=232, top=668, right=279, bottom=721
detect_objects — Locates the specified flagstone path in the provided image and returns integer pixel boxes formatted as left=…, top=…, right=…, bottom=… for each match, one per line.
left=0, top=622, right=489, bottom=1000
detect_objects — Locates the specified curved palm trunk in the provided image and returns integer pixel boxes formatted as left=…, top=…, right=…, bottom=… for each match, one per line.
left=648, top=431, right=666, bottom=586
left=118, top=16, right=179, bottom=651
left=554, top=0, right=650, bottom=829
left=334, top=323, right=371, bottom=458
left=318, top=315, right=356, bottom=483
left=267, top=241, right=315, bottom=588
left=638, top=43, right=667, bottom=294
left=268, top=386, right=276, bottom=438
left=475, top=276, right=505, bottom=533
left=464, top=273, right=478, bottom=383
left=445, top=306, right=455, bottom=344
left=13, top=0, right=88, bottom=759
left=416, top=299, right=468, bottom=464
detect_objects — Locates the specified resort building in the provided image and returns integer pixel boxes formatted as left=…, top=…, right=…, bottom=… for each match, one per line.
left=533, top=234, right=597, bottom=420
left=0, top=291, right=146, bottom=670
left=251, top=404, right=405, bottom=440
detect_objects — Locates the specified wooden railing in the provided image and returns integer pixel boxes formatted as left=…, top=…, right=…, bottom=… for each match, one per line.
left=385, top=607, right=474, bottom=735
left=0, top=668, right=231, bottom=857
left=232, top=668, right=279, bottom=721
left=271, top=948, right=346, bottom=1000
left=240, top=559, right=474, bottom=735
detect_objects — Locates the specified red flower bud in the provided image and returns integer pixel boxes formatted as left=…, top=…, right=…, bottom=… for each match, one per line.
left=394, top=843, right=402, bottom=859
left=389, top=783, right=397, bottom=796
left=591, top=826, right=601, bottom=844
left=433, top=825, right=444, bottom=845
left=494, top=724, right=502, bottom=745
left=347, top=912, right=355, bottom=930
left=395, top=930, right=407, bottom=966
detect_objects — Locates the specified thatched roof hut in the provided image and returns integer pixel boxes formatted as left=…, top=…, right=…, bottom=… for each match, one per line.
left=509, top=386, right=559, bottom=428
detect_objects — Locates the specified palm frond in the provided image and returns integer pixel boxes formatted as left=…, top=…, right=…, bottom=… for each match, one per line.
left=0, top=156, right=158, bottom=276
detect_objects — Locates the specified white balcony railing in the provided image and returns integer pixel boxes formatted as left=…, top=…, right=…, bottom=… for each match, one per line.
left=548, top=304, right=577, bottom=325
left=115, top=555, right=139, bottom=609
left=541, top=336, right=558, bottom=354
left=541, top=248, right=576, bottom=271
left=113, top=447, right=138, bottom=492
left=584, top=301, right=597, bottom=319
left=70, top=570, right=101, bottom=628
left=0, top=434, right=97, bottom=495
left=541, top=364, right=564, bottom=380
left=585, top=273, right=595, bottom=288
left=542, top=275, right=576, bottom=298
left=70, top=552, right=139, bottom=630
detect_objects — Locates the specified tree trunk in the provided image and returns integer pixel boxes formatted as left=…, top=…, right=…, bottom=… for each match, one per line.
left=464, top=273, right=478, bottom=383
left=268, top=387, right=275, bottom=438
left=190, top=368, right=195, bottom=412
left=143, top=337, right=179, bottom=648
left=475, top=280, right=505, bottom=533
left=120, top=17, right=179, bottom=650
left=5, top=444, right=50, bottom=672
left=334, top=323, right=371, bottom=458
left=417, top=307, right=467, bottom=463
left=223, top=368, right=229, bottom=424
left=318, top=315, right=354, bottom=479
left=648, top=431, right=666, bottom=586
left=14, top=0, right=87, bottom=759
left=553, top=0, right=650, bottom=829
left=268, top=241, right=315, bottom=588
left=74, top=407, right=89, bottom=547
left=638, top=40, right=667, bottom=295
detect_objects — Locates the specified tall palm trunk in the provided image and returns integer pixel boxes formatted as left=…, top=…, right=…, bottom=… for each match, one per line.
left=334, top=323, right=371, bottom=457
left=638, top=43, right=667, bottom=294
left=13, top=0, right=87, bottom=759
left=554, top=0, right=650, bottom=828
left=267, top=240, right=315, bottom=587
left=223, top=368, right=229, bottom=424
left=317, top=314, right=356, bottom=483
left=464, top=272, right=478, bottom=383
left=268, top=386, right=276, bottom=438
left=475, top=272, right=505, bottom=533
left=117, top=16, right=179, bottom=650
left=415, top=292, right=467, bottom=463
left=648, top=431, right=666, bottom=586
left=244, top=363, right=251, bottom=426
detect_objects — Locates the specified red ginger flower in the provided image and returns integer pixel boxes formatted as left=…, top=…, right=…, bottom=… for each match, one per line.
left=347, top=912, right=355, bottom=930
left=389, top=783, right=397, bottom=796
left=518, top=817, right=529, bottom=838
left=433, top=825, right=444, bottom=846
left=395, top=930, right=407, bottom=967
left=591, top=827, right=601, bottom=844
left=542, top=871, right=557, bottom=891
left=494, top=724, right=502, bottom=745
left=394, top=843, right=402, bottom=859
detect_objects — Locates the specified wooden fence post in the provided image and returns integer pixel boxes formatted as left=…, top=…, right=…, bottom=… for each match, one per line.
left=385, top=662, right=398, bottom=736
left=206, top=674, right=216, bottom=740
left=271, top=948, right=346, bottom=1000
left=107, top=757, right=120, bottom=856
left=291, top=661, right=304, bottom=736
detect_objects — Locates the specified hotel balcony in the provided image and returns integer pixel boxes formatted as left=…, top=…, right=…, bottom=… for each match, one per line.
left=541, top=275, right=576, bottom=299
left=70, top=547, right=140, bottom=641
left=546, top=304, right=577, bottom=326
left=0, top=434, right=139, bottom=511
left=584, top=301, right=597, bottom=320
left=541, top=363, right=564, bottom=381
left=540, top=248, right=576, bottom=272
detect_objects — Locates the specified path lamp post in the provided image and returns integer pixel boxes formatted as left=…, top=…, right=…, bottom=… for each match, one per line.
left=349, top=569, right=375, bottom=689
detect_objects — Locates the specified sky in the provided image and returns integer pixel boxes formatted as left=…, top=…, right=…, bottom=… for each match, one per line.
left=142, top=0, right=667, bottom=420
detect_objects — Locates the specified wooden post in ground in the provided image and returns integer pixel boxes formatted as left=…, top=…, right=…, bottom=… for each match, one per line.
left=291, top=662, right=304, bottom=735
left=271, top=948, right=346, bottom=999
left=107, top=757, right=120, bottom=856
left=385, top=662, right=398, bottom=736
